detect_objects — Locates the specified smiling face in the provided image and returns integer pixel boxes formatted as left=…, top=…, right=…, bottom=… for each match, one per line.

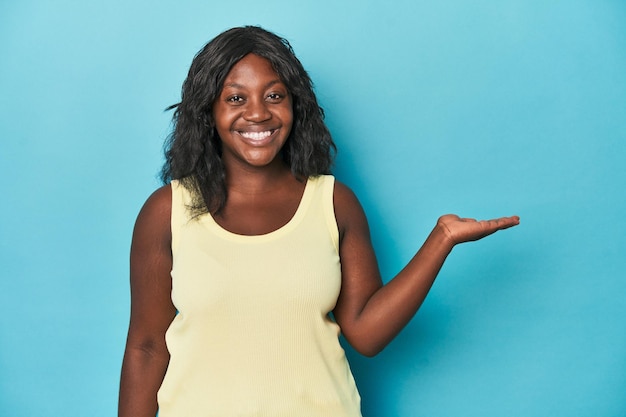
left=212, top=53, right=293, bottom=170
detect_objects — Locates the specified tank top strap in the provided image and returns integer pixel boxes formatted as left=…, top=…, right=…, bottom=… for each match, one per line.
left=170, top=179, right=192, bottom=256
left=314, top=175, right=339, bottom=254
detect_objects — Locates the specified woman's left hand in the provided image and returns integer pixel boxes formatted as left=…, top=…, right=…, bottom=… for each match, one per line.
left=437, top=214, right=520, bottom=245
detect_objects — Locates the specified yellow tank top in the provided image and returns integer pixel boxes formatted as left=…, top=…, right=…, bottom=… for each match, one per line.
left=157, top=175, right=362, bottom=417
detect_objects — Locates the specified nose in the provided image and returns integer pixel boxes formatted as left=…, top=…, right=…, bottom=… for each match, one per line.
left=243, top=98, right=272, bottom=122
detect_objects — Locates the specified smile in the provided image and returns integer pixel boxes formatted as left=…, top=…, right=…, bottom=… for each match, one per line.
left=238, top=130, right=275, bottom=141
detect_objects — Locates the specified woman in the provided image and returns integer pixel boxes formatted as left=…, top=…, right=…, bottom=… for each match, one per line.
left=118, top=26, right=519, bottom=417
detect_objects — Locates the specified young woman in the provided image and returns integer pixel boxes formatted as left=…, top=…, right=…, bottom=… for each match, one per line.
left=118, top=26, right=519, bottom=417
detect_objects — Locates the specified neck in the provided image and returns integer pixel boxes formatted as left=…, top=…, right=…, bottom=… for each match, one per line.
left=224, top=159, right=294, bottom=195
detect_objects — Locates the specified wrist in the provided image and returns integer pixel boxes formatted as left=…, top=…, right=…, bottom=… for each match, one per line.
left=429, top=222, right=456, bottom=253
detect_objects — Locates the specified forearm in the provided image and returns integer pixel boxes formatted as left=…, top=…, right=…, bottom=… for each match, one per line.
left=118, top=346, right=169, bottom=417
left=347, top=224, right=454, bottom=356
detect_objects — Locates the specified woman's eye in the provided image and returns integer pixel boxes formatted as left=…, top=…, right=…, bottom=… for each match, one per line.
left=267, top=93, right=284, bottom=101
left=227, top=95, right=244, bottom=103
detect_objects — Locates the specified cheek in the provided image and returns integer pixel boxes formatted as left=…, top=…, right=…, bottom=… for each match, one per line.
left=283, top=114, right=294, bottom=138
left=213, top=109, right=238, bottom=136
left=282, top=104, right=294, bottom=129
left=211, top=114, right=231, bottom=145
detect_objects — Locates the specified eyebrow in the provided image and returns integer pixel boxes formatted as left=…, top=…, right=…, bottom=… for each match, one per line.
left=222, top=79, right=284, bottom=90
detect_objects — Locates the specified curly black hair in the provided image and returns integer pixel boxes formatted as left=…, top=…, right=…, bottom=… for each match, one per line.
left=161, top=26, right=335, bottom=215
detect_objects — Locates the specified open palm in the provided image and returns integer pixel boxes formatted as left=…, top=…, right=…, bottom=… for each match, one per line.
left=437, top=214, right=520, bottom=244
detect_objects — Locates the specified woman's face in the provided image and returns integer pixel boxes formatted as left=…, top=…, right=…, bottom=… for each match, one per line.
left=212, top=53, right=293, bottom=169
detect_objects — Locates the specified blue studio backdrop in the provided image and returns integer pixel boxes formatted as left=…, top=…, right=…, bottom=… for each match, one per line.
left=1, top=1, right=625, bottom=416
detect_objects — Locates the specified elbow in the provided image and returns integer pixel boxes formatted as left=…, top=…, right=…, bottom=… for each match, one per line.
left=125, top=338, right=169, bottom=360
left=357, top=347, right=383, bottom=358
left=124, top=330, right=170, bottom=361
left=347, top=338, right=387, bottom=358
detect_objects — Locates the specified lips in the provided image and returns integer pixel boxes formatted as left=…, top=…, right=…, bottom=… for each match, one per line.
left=236, top=129, right=278, bottom=145
left=238, top=130, right=273, bottom=140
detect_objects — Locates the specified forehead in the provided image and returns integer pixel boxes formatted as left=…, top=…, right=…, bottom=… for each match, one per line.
left=223, top=54, right=282, bottom=84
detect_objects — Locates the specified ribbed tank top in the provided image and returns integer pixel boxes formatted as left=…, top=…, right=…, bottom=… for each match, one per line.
left=157, top=175, right=362, bottom=417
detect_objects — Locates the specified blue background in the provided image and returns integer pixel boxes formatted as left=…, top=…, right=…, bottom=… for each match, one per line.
left=1, top=1, right=625, bottom=416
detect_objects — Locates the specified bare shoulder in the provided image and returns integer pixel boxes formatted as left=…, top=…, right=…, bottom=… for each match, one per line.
left=133, top=184, right=172, bottom=242
left=332, top=180, right=369, bottom=239
left=138, top=184, right=171, bottom=219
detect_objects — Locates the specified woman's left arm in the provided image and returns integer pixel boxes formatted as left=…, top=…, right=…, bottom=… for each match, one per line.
left=332, top=181, right=519, bottom=357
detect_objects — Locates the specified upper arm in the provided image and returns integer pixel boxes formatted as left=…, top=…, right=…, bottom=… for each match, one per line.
left=127, top=185, right=177, bottom=352
left=332, top=181, right=383, bottom=342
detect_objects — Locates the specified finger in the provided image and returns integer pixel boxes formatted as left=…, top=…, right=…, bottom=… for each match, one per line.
left=488, top=216, right=520, bottom=230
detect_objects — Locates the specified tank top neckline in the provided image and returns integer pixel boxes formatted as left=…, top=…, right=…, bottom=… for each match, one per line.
left=201, top=177, right=316, bottom=243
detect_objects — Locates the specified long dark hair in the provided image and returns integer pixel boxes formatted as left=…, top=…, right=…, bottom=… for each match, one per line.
left=161, top=26, right=335, bottom=215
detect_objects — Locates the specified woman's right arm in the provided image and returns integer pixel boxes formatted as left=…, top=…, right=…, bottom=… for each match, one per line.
left=119, top=185, right=177, bottom=417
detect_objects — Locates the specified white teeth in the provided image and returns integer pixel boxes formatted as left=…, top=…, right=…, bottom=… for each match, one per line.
left=240, top=130, right=272, bottom=140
